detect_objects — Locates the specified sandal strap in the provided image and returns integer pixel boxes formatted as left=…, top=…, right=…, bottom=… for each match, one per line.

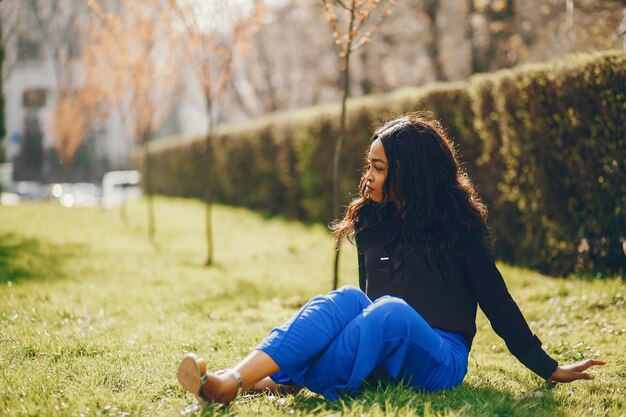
left=225, top=368, right=243, bottom=397
left=197, top=369, right=243, bottom=401
left=200, top=372, right=209, bottom=385
left=197, top=373, right=210, bottom=402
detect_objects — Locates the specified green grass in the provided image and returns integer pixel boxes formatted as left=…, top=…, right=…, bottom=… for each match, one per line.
left=0, top=197, right=624, bottom=417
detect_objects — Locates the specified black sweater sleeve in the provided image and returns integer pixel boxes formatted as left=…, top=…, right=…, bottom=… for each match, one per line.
left=464, top=251, right=558, bottom=380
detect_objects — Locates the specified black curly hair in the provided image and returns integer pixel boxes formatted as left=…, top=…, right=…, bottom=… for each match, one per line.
left=331, top=112, right=491, bottom=279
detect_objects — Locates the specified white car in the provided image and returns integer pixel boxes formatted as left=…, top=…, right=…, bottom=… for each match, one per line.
left=101, top=170, right=142, bottom=208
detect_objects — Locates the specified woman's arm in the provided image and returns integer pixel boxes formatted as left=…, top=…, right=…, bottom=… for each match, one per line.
left=465, top=252, right=606, bottom=383
left=464, top=252, right=558, bottom=379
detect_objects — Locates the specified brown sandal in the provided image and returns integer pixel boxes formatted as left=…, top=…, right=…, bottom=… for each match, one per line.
left=177, top=353, right=208, bottom=402
left=177, top=353, right=243, bottom=404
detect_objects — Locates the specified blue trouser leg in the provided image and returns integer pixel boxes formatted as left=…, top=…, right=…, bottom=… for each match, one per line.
left=256, top=285, right=372, bottom=384
left=304, top=296, right=468, bottom=399
left=257, top=288, right=469, bottom=400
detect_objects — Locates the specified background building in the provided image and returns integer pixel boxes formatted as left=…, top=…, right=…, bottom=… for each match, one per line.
left=0, top=0, right=208, bottom=183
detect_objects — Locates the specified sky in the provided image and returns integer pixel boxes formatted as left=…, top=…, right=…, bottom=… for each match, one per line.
left=180, top=0, right=287, bottom=32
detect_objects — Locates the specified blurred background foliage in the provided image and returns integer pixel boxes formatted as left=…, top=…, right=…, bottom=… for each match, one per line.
left=1, top=0, right=625, bottom=179
left=147, top=51, right=626, bottom=278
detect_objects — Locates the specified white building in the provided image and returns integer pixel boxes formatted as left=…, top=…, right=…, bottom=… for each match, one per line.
left=1, top=0, right=209, bottom=182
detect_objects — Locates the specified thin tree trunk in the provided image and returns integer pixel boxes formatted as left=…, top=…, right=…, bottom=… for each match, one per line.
left=256, top=30, right=281, bottom=112
left=332, top=5, right=356, bottom=291
left=120, top=190, right=128, bottom=224
left=467, top=0, right=481, bottom=74
left=0, top=17, right=4, bottom=167
left=424, top=0, right=447, bottom=81
left=205, top=199, right=213, bottom=265
left=229, top=78, right=258, bottom=117
left=359, top=50, right=373, bottom=94
left=204, top=97, right=215, bottom=266
left=623, top=7, right=626, bottom=50
left=485, top=0, right=515, bottom=70
left=142, top=140, right=156, bottom=243
left=116, top=96, right=131, bottom=224
left=333, top=56, right=351, bottom=229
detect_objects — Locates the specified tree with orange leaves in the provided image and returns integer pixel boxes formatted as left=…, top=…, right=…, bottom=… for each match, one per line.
left=321, top=0, right=395, bottom=290
left=49, top=86, right=89, bottom=172
left=85, top=0, right=183, bottom=241
left=168, top=0, right=265, bottom=265
left=50, top=79, right=108, bottom=178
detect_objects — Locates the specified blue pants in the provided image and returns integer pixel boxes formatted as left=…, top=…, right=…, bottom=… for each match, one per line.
left=256, top=286, right=469, bottom=400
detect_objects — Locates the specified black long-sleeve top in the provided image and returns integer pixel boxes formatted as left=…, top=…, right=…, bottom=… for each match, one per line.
left=355, top=207, right=558, bottom=380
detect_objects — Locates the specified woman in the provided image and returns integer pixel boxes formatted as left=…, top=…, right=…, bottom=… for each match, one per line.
left=177, top=113, right=605, bottom=405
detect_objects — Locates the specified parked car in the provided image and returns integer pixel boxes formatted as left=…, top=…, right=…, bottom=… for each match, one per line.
left=101, top=170, right=142, bottom=208
left=47, top=182, right=100, bottom=208
left=11, top=181, right=46, bottom=201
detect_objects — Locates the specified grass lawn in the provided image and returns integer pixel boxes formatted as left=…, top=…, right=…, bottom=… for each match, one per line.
left=0, top=197, right=624, bottom=417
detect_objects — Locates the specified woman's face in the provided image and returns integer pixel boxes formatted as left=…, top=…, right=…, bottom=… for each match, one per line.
left=364, top=138, right=388, bottom=203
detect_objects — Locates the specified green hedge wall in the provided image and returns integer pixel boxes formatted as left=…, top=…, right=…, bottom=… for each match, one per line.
left=148, top=50, right=625, bottom=277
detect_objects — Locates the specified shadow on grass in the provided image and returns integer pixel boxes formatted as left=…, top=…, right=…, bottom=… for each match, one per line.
left=185, top=381, right=564, bottom=417
left=287, top=382, right=565, bottom=417
left=0, top=232, right=84, bottom=284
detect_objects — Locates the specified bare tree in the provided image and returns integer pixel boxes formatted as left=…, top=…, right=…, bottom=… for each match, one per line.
left=0, top=1, right=17, bottom=171
left=86, top=0, right=182, bottom=242
left=23, top=0, right=89, bottom=93
left=169, top=0, right=264, bottom=265
left=0, top=0, right=93, bottom=180
left=321, top=0, right=395, bottom=290
left=0, top=1, right=37, bottom=80
left=220, top=1, right=347, bottom=120
left=229, top=26, right=281, bottom=116
left=466, top=0, right=516, bottom=73
left=42, top=1, right=103, bottom=179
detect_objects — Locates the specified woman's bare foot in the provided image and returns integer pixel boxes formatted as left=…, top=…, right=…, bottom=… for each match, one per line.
left=177, top=353, right=240, bottom=404
left=178, top=350, right=282, bottom=404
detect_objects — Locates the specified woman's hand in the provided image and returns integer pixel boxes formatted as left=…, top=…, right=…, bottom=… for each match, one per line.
left=550, top=359, right=606, bottom=383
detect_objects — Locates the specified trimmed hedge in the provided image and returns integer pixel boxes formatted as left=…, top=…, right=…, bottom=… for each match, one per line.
left=148, top=50, right=625, bottom=277
left=483, top=53, right=626, bottom=276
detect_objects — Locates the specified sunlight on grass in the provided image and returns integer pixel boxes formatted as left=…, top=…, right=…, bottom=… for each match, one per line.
left=1, top=198, right=624, bottom=416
